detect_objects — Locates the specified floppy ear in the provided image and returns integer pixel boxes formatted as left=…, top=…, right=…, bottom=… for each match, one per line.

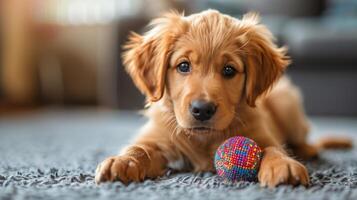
left=239, top=13, right=290, bottom=107
left=122, top=12, right=187, bottom=102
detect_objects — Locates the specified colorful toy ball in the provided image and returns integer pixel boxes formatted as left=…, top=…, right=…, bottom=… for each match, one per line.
left=214, top=136, right=262, bottom=182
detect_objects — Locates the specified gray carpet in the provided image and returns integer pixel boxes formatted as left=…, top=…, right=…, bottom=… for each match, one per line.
left=0, top=109, right=356, bottom=200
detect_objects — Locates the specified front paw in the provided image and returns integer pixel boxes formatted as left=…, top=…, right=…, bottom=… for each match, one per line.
left=95, top=156, right=146, bottom=184
left=258, top=156, right=309, bottom=188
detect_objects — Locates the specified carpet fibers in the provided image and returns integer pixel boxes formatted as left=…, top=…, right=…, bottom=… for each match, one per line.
left=0, top=110, right=356, bottom=200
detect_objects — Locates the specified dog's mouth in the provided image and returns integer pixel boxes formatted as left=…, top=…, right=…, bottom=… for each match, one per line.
left=178, top=117, right=218, bottom=133
left=192, top=127, right=211, bottom=131
left=188, top=126, right=216, bottom=133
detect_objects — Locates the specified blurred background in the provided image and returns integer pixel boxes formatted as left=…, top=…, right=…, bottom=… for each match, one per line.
left=0, top=0, right=357, bottom=116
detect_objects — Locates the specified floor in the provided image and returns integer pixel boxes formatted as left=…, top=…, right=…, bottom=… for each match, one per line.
left=0, top=109, right=356, bottom=200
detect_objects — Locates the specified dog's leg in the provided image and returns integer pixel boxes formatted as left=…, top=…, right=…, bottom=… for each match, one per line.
left=238, top=103, right=310, bottom=188
left=239, top=117, right=310, bottom=188
left=291, top=137, right=353, bottom=160
left=290, top=143, right=319, bottom=160
left=258, top=146, right=309, bottom=188
left=95, top=123, right=175, bottom=184
left=315, top=137, right=353, bottom=149
left=95, top=144, right=166, bottom=184
left=264, top=77, right=318, bottom=160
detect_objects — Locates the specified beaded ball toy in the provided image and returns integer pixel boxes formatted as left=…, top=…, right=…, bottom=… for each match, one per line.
left=214, top=136, right=262, bottom=182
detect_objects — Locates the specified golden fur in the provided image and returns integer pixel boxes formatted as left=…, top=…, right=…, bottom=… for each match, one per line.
left=95, top=10, right=351, bottom=188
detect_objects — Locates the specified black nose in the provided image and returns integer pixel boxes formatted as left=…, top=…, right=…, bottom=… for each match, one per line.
left=190, top=100, right=217, bottom=121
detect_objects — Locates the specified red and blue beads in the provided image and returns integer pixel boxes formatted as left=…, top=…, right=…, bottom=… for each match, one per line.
left=214, top=136, right=262, bottom=182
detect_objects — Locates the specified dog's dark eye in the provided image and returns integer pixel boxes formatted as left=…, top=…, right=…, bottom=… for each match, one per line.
left=222, top=65, right=237, bottom=78
left=177, top=62, right=191, bottom=74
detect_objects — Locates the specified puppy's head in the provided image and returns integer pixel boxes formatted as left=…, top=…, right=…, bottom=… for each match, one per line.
left=123, top=10, right=289, bottom=132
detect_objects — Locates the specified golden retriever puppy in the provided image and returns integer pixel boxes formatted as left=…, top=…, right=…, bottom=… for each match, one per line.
left=95, top=10, right=349, bottom=188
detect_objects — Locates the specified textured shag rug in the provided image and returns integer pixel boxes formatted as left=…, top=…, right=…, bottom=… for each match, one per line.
left=0, top=109, right=356, bottom=200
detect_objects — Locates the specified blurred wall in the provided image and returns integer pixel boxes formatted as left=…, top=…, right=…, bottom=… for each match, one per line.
left=1, top=0, right=38, bottom=105
left=0, top=0, right=188, bottom=108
